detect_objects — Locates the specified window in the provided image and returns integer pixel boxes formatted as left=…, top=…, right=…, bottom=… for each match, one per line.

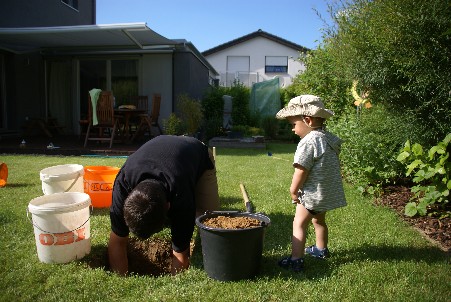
left=79, top=59, right=139, bottom=116
left=224, top=56, right=250, bottom=87
left=111, top=60, right=139, bottom=106
left=265, top=56, right=288, bottom=73
left=61, top=0, right=79, bottom=10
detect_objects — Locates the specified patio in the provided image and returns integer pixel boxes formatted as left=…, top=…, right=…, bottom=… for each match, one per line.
left=0, top=134, right=145, bottom=156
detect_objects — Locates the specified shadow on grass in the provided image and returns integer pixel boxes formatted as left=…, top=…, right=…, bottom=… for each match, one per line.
left=201, top=211, right=450, bottom=281
left=83, top=210, right=448, bottom=281
left=90, top=207, right=110, bottom=216
left=3, top=182, right=33, bottom=188
left=333, top=243, right=449, bottom=264
left=217, top=196, right=246, bottom=210
left=83, top=243, right=109, bottom=271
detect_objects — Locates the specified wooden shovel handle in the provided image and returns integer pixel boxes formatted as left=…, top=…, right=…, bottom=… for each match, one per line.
left=240, top=183, right=253, bottom=212
left=240, top=183, right=249, bottom=203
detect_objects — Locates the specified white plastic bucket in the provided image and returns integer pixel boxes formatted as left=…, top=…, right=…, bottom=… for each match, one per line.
left=27, top=192, right=92, bottom=264
left=40, top=164, right=84, bottom=195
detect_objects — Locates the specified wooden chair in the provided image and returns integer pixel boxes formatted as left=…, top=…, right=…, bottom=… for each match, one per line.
left=78, top=116, right=89, bottom=140
left=127, top=95, right=149, bottom=134
left=84, top=91, right=122, bottom=148
left=131, top=93, right=162, bottom=141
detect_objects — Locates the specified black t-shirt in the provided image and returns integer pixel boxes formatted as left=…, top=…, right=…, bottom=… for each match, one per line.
left=110, top=135, right=214, bottom=252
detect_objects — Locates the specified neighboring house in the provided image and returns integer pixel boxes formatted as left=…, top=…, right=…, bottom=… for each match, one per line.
left=0, top=0, right=217, bottom=137
left=202, top=29, right=309, bottom=88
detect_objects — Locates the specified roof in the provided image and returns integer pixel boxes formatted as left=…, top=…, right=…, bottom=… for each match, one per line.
left=0, top=23, right=177, bottom=54
left=0, top=23, right=217, bottom=75
left=202, top=29, right=310, bottom=56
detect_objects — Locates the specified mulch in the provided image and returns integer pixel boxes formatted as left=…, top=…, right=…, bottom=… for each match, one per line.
left=374, top=185, right=450, bottom=253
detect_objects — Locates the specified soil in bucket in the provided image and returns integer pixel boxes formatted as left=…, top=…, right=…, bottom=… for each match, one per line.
left=40, top=164, right=84, bottom=195
left=27, top=192, right=92, bottom=264
left=83, top=166, right=119, bottom=208
left=195, top=211, right=271, bottom=281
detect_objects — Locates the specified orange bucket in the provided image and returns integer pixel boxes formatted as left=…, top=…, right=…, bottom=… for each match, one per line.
left=83, top=166, right=120, bottom=208
left=0, top=162, right=8, bottom=187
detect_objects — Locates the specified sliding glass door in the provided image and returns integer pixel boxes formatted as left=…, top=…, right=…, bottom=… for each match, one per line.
left=79, top=58, right=138, bottom=120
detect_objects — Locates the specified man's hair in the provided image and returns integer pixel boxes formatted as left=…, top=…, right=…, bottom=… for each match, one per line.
left=123, top=180, right=168, bottom=239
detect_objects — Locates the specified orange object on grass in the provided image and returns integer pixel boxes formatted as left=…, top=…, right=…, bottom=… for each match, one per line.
left=83, top=166, right=120, bottom=208
left=0, top=162, right=8, bottom=187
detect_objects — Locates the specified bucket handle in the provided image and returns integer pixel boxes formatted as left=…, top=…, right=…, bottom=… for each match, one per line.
left=42, top=172, right=82, bottom=195
left=203, top=210, right=241, bottom=215
left=26, top=205, right=93, bottom=235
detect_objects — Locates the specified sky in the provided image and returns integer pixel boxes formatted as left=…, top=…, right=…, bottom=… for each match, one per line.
left=96, top=0, right=333, bottom=52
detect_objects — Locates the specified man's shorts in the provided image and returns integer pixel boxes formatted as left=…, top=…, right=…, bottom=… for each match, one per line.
left=195, top=148, right=220, bottom=215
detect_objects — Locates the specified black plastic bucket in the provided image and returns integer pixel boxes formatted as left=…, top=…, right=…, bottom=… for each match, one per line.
left=195, top=211, right=271, bottom=281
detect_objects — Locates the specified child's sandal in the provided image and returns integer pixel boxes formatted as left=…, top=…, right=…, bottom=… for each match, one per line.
left=305, top=245, right=330, bottom=259
left=278, top=256, right=304, bottom=272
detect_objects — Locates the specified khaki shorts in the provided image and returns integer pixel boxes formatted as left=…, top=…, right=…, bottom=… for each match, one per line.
left=195, top=148, right=220, bottom=216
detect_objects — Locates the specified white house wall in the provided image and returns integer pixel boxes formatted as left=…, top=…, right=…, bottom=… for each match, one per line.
left=205, top=36, right=306, bottom=87
left=141, top=53, right=173, bottom=125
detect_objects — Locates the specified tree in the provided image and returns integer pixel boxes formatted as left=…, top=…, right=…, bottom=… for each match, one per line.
left=331, top=0, right=451, bottom=144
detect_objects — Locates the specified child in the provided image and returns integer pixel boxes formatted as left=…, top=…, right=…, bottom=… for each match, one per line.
left=275, top=95, right=347, bottom=272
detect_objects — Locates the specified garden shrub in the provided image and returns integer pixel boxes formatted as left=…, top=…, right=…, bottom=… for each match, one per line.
left=329, top=0, right=451, bottom=145
left=176, top=94, right=204, bottom=136
left=285, top=0, right=451, bottom=198
left=275, top=120, right=298, bottom=142
left=327, top=104, right=426, bottom=193
left=202, top=86, right=228, bottom=140
left=163, top=94, right=204, bottom=137
left=231, top=124, right=264, bottom=137
left=260, top=116, right=279, bottom=139
left=163, top=113, right=183, bottom=136
left=201, top=82, right=251, bottom=140
left=397, top=133, right=450, bottom=217
left=229, top=80, right=250, bottom=126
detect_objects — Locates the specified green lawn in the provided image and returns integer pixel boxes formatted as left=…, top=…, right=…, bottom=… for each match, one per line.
left=0, top=144, right=449, bottom=302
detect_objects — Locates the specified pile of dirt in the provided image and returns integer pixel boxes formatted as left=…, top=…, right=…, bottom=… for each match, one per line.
left=375, top=186, right=450, bottom=252
left=127, top=237, right=172, bottom=276
left=86, top=237, right=174, bottom=276
left=86, top=216, right=260, bottom=276
left=202, top=216, right=261, bottom=229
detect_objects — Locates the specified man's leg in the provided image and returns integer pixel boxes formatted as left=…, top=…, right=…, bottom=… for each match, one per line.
left=195, top=148, right=220, bottom=216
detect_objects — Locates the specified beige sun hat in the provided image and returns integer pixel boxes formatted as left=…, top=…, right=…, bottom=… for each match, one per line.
left=276, top=94, right=334, bottom=120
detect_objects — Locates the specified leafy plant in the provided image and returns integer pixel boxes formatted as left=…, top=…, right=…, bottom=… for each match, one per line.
left=230, top=124, right=264, bottom=137
left=176, top=94, right=204, bottom=136
left=229, top=80, right=250, bottom=126
left=163, top=113, right=183, bottom=135
left=397, top=133, right=451, bottom=217
left=260, top=116, right=279, bottom=139
left=327, top=105, right=420, bottom=190
left=202, top=86, right=228, bottom=140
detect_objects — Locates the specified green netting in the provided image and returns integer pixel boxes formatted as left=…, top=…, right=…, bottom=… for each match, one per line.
left=249, top=77, right=280, bottom=118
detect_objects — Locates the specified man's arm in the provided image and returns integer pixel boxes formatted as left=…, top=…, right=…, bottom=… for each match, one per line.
left=171, top=248, right=190, bottom=275
left=108, top=231, right=129, bottom=276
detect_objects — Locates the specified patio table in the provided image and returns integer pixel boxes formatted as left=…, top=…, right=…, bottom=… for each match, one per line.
left=114, top=108, right=146, bottom=143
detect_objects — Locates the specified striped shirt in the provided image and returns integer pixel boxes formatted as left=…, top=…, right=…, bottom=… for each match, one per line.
left=294, top=130, right=347, bottom=212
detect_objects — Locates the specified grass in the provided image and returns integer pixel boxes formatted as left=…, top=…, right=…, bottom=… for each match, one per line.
left=0, top=143, right=450, bottom=302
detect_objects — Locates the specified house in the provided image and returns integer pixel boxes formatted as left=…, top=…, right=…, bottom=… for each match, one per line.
left=0, top=0, right=217, bottom=137
left=202, top=29, right=309, bottom=88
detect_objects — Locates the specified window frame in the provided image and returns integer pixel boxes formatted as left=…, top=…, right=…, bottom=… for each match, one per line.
left=265, top=56, right=288, bottom=74
left=61, top=0, right=79, bottom=11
